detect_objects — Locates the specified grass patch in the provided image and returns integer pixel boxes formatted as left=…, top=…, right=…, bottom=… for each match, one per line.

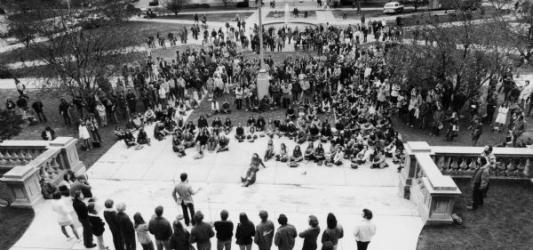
left=0, top=21, right=191, bottom=65
left=155, top=12, right=253, bottom=22
left=417, top=179, right=533, bottom=249
left=0, top=206, right=34, bottom=250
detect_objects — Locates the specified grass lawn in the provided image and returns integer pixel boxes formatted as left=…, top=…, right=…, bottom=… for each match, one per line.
left=0, top=206, right=35, bottom=250
left=417, top=178, right=533, bottom=250
left=0, top=21, right=191, bottom=65
left=155, top=12, right=253, bottom=22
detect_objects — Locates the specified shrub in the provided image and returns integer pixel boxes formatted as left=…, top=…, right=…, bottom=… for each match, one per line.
left=0, top=109, right=25, bottom=142
left=236, top=1, right=249, bottom=8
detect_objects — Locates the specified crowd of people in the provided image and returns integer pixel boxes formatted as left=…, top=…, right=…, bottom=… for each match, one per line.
left=51, top=171, right=377, bottom=250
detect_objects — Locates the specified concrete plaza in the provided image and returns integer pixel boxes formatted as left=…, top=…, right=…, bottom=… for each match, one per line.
left=11, top=121, right=423, bottom=250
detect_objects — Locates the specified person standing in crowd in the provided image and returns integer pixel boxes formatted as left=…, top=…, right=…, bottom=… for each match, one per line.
left=104, top=199, right=125, bottom=250
left=88, top=203, right=109, bottom=250
left=69, top=175, right=92, bottom=198
left=299, top=215, right=320, bottom=250
left=236, top=212, right=255, bottom=250
left=72, top=191, right=95, bottom=248
left=190, top=211, right=215, bottom=250
left=59, top=98, right=72, bottom=126
left=116, top=202, right=137, bottom=250
left=274, top=214, right=297, bottom=250
left=255, top=210, right=275, bottom=250
left=134, top=212, right=155, bottom=250
left=214, top=210, right=234, bottom=250
left=467, top=157, right=490, bottom=210
left=149, top=206, right=173, bottom=250
left=32, top=99, right=47, bottom=122
left=51, top=193, right=80, bottom=241
left=353, top=209, right=376, bottom=250
left=172, top=173, right=201, bottom=226
left=169, top=216, right=192, bottom=250
left=321, top=213, right=343, bottom=250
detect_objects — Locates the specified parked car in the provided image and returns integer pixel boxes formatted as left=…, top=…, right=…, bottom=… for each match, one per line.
left=383, top=1, right=404, bottom=14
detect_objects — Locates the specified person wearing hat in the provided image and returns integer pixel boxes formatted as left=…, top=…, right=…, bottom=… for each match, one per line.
left=298, top=215, right=320, bottom=250
left=255, top=211, right=275, bottom=250
left=274, top=214, right=297, bottom=250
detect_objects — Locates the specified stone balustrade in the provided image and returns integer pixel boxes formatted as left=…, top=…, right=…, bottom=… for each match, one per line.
left=400, top=142, right=461, bottom=225
left=431, top=146, right=533, bottom=179
left=0, top=137, right=86, bottom=207
left=399, top=142, right=533, bottom=225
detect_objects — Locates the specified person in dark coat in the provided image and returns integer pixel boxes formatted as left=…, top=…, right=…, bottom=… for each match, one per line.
left=214, top=210, right=234, bottom=250
left=274, top=214, right=297, bottom=250
left=169, top=217, right=192, bottom=250
left=320, top=213, right=343, bottom=249
left=41, top=126, right=56, bottom=141
left=190, top=211, right=214, bottom=250
left=299, top=215, right=320, bottom=250
left=236, top=212, right=255, bottom=250
left=104, top=199, right=124, bottom=250
left=32, top=100, right=47, bottom=122
left=148, top=206, right=173, bottom=250
left=72, top=191, right=96, bottom=248
left=116, top=202, right=137, bottom=250
left=88, top=203, right=109, bottom=250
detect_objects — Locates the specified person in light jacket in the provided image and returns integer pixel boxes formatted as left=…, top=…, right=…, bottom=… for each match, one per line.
left=134, top=212, right=155, bottom=250
left=255, top=211, right=275, bottom=250
left=353, top=209, right=376, bottom=250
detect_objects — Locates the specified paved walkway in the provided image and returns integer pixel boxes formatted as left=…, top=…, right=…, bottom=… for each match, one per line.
left=11, top=117, right=423, bottom=250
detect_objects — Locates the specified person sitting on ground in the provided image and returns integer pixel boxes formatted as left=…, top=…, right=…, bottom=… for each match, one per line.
left=286, top=121, right=298, bottom=138
left=247, top=116, right=256, bottom=128
left=289, top=145, right=303, bottom=167
left=223, top=118, right=233, bottom=134
left=197, top=115, right=209, bottom=129
left=304, top=142, right=315, bottom=161
left=256, top=116, right=266, bottom=131
left=313, top=143, right=326, bottom=165
left=144, top=106, right=156, bottom=123
left=182, top=129, right=196, bottom=149
left=329, top=146, right=344, bottom=166
left=172, top=133, right=186, bottom=157
left=124, top=130, right=137, bottom=148
left=207, top=133, right=218, bottom=152
left=164, top=117, right=177, bottom=132
left=235, top=123, right=246, bottom=142
left=185, top=121, right=196, bottom=134
left=195, top=128, right=209, bottom=156
left=371, top=149, right=388, bottom=169
left=276, top=143, right=289, bottom=162
left=133, top=114, right=144, bottom=128
left=241, top=153, right=266, bottom=187
left=286, top=106, right=296, bottom=120
left=247, top=126, right=258, bottom=143
left=354, top=145, right=368, bottom=165
left=309, top=123, right=320, bottom=141
left=137, top=127, right=151, bottom=146
left=42, top=126, right=57, bottom=141
left=320, top=122, right=332, bottom=142
left=264, top=139, right=276, bottom=161
left=216, top=134, right=229, bottom=153
left=114, top=126, right=126, bottom=140
left=212, top=117, right=223, bottom=135
left=154, top=121, right=170, bottom=141
left=221, top=101, right=231, bottom=114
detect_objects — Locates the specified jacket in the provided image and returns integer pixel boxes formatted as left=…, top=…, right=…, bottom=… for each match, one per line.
left=72, top=199, right=89, bottom=221
left=170, top=228, right=191, bottom=250
left=190, top=222, right=214, bottom=244
left=236, top=221, right=255, bottom=245
left=299, top=226, right=320, bottom=250
left=255, top=221, right=275, bottom=250
left=103, top=209, right=122, bottom=236
left=214, top=220, right=234, bottom=241
left=149, top=216, right=173, bottom=241
left=321, top=226, right=343, bottom=246
left=472, top=164, right=490, bottom=190
left=88, top=213, right=106, bottom=236
left=116, top=212, right=136, bottom=241
left=274, top=224, right=297, bottom=250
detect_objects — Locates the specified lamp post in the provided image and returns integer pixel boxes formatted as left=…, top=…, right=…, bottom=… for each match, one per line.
left=256, top=0, right=270, bottom=99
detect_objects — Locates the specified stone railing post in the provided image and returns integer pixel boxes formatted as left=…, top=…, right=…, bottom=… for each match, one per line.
left=0, top=163, right=42, bottom=207
left=50, top=137, right=86, bottom=175
left=400, top=141, right=432, bottom=199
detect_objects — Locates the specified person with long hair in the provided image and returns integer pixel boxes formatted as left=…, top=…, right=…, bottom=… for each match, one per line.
left=236, top=213, right=255, bottom=250
left=241, top=153, right=266, bottom=187
left=169, top=217, right=192, bottom=250
left=321, top=213, right=343, bottom=250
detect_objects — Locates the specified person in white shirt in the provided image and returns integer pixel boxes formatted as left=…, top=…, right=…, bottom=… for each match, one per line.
left=51, top=193, right=80, bottom=241
left=353, top=209, right=376, bottom=250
